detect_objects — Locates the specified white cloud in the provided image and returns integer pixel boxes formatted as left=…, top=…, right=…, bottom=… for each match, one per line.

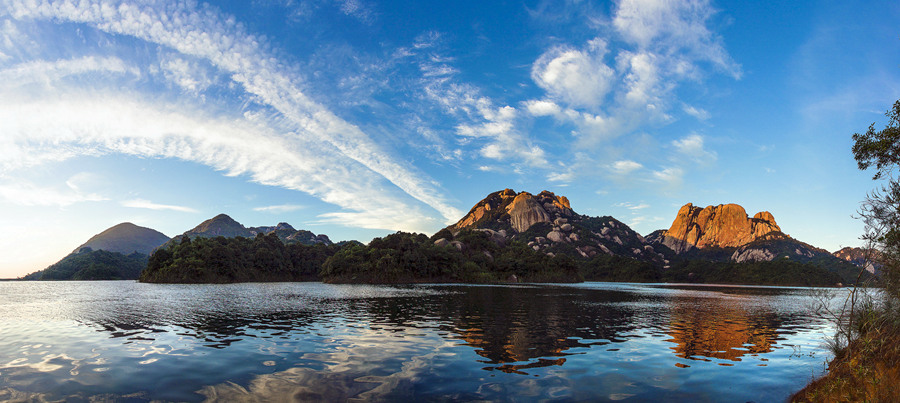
left=613, top=0, right=741, bottom=78
left=159, top=55, right=212, bottom=93
left=531, top=38, right=615, bottom=109
left=0, top=93, right=444, bottom=231
left=652, top=166, right=684, bottom=183
left=1, top=0, right=462, bottom=228
left=456, top=105, right=548, bottom=166
left=617, top=50, right=663, bottom=109
left=122, top=199, right=198, bottom=213
left=682, top=104, right=711, bottom=120
left=253, top=204, right=306, bottom=213
left=0, top=181, right=106, bottom=207
left=610, top=160, right=643, bottom=174
left=672, top=133, right=716, bottom=162
left=524, top=0, right=739, bottom=145
left=336, top=0, right=375, bottom=23
left=524, top=99, right=563, bottom=117
left=614, top=202, right=650, bottom=210
left=0, top=56, right=139, bottom=89
left=547, top=171, right=575, bottom=183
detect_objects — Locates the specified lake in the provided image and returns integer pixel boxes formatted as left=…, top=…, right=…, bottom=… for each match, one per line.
left=0, top=281, right=838, bottom=402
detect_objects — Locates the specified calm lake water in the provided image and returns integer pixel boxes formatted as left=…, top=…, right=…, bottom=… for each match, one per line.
left=0, top=281, right=839, bottom=402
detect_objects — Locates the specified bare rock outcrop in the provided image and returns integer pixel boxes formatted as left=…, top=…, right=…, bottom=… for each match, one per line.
left=450, top=188, right=574, bottom=233
left=659, top=203, right=785, bottom=253
left=731, top=247, right=776, bottom=263
left=506, top=192, right=552, bottom=233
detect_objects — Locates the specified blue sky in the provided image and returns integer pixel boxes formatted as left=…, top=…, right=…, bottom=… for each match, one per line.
left=1, top=0, right=899, bottom=278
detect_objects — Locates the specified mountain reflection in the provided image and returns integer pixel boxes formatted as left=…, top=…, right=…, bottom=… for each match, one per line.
left=663, top=290, right=790, bottom=363
left=2, top=282, right=833, bottom=402
left=423, top=286, right=640, bottom=374
left=80, top=284, right=802, bottom=374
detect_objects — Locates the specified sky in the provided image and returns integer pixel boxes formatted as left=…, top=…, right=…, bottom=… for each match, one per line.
left=1, top=0, right=899, bottom=278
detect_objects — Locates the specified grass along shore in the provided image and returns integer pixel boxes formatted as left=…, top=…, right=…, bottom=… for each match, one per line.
left=792, top=310, right=900, bottom=402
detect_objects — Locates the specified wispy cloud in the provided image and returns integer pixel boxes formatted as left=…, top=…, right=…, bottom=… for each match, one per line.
left=521, top=0, right=740, bottom=175
left=1, top=0, right=462, bottom=230
left=0, top=181, right=106, bottom=207
left=613, top=0, right=741, bottom=78
left=122, top=199, right=198, bottom=213
left=682, top=104, right=711, bottom=120
left=402, top=34, right=549, bottom=169
left=609, top=160, right=643, bottom=175
left=652, top=166, right=684, bottom=184
left=672, top=133, right=717, bottom=163
left=253, top=204, right=305, bottom=213
left=615, top=202, right=650, bottom=210
left=0, top=56, right=139, bottom=89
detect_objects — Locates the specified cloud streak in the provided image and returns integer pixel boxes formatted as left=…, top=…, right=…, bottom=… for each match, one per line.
left=1, top=0, right=462, bottom=229
left=253, top=204, right=306, bottom=213
left=122, top=199, right=198, bottom=213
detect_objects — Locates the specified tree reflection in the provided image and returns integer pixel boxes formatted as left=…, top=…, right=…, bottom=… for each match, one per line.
left=366, top=285, right=645, bottom=374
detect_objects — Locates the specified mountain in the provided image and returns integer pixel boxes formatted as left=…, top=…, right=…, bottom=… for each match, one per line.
left=646, top=202, right=864, bottom=283
left=182, top=214, right=254, bottom=238
left=651, top=203, right=784, bottom=253
left=833, top=247, right=880, bottom=274
left=23, top=222, right=167, bottom=280
left=142, top=215, right=343, bottom=284
left=440, top=189, right=668, bottom=266
left=22, top=249, right=148, bottom=280
left=164, top=214, right=332, bottom=248
left=75, top=222, right=170, bottom=255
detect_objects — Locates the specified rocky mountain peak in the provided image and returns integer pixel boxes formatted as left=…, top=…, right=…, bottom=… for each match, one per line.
left=451, top=189, right=574, bottom=233
left=657, top=203, right=785, bottom=253
left=275, top=222, right=296, bottom=231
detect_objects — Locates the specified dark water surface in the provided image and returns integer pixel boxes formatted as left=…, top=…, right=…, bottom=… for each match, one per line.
left=0, top=282, right=837, bottom=402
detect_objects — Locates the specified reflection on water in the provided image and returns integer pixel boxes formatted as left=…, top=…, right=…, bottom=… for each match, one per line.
left=667, top=297, right=779, bottom=363
left=0, top=282, right=837, bottom=402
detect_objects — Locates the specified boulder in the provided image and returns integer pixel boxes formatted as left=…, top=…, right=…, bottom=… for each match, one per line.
left=560, top=223, right=573, bottom=232
left=731, top=247, right=776, bottom=263
left=434, top=238, right=450, bottom=248
left=547, top=231, right=567, bottom=243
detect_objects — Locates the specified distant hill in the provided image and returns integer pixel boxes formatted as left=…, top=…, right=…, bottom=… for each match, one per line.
left=833, top=246, right=881, bottom=274
left=76, top=222, right=169, bottom=255
left=141, top=215, right=344, bottom=284
left=161, top=214, right=332, bottom=249
left=23, top=249, right=147, bottom=280
left=23, top=222, right=169, bottom=280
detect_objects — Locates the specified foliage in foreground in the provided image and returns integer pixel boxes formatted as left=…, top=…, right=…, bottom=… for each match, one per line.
left=793, top=99, right=900, bottom=400
left=792, top=309, right=900, bottom=402
left=22, top=248, right=147, bottom=280
left=140, top=233, right=345, bottom=283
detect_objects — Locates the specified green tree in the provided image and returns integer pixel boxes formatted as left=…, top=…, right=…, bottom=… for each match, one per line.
left=853, top=100, right=900, bottom=304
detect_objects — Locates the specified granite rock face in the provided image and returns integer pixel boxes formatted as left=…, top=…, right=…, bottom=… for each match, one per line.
left=444, top=188, right=667, bottom=266
left=659, top=203, right=785, bottom=253
left=451, top=188, right=573, bottom=233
